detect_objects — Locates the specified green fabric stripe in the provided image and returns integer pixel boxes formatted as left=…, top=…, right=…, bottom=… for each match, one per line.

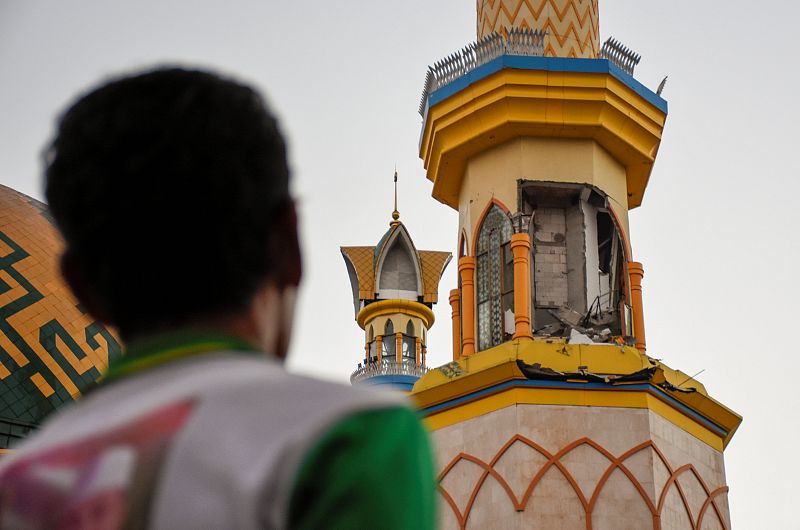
left=103, top=330, right=258, bottom=384
left=288, top=407, right=436, bottom=530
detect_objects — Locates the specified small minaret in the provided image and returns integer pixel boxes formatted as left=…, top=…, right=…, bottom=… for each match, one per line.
left=341, top=172, right=451, bottom=391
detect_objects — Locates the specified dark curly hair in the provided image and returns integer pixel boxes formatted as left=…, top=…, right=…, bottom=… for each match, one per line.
left=44, top=67, right=296, bottom=339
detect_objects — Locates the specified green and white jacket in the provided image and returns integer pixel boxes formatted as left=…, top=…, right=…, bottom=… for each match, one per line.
left=0, top=333, right=437, bottom=529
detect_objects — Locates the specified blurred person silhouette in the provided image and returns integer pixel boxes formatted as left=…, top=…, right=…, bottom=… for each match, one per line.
left=0, top=67, right=436, bottom=529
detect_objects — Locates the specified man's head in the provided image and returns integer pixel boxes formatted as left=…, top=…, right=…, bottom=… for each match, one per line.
left=45, top=67, right=301, bottom=351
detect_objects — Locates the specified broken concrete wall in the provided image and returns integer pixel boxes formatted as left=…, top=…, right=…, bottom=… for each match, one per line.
left=565, top=203, right=587, bottom=314
left=583, top=201, right=602, bottom=314
left=532, top=207, right=568, bottom=308
left=595, top=210, right=620, bottom=313
left=522, top=181, right=629, bottom=341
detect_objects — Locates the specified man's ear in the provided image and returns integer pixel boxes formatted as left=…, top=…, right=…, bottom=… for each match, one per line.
left=268, top=200, right=302, bottom=288
left=60, top=249, right=112, bottom=324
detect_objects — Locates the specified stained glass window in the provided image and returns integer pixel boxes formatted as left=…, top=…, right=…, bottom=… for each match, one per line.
left=476, top=205, right=514, bottom=351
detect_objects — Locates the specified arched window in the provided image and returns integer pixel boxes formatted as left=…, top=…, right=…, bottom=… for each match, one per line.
left=476, top=204, right=514, bottom=351
left=402, top=321, right=415, bottom=361
left=368, top=325, right=377, bottom=363
left=382, top=319, right=396, bottom=359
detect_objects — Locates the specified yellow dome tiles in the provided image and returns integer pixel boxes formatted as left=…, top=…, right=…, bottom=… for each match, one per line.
left=340, top=246, right=375, bottom=300
left=419, top=251, right=451, bottom=304
left=341, top=245, right=452, bottom=307
left=477, top=0, right=600, bottom=58
left=0, top=185, right=121, bottom=447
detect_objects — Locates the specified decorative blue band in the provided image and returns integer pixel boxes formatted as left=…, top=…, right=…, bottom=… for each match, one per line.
left=426, top=56, right=668, bottom=115
left=420, top=378, right=727, bottom=438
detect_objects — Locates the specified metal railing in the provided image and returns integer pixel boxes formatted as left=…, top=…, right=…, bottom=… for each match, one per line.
left=350, top=358, right=429, bottom=384
left=599, top=37, right=641, bottom=76
left=419, top=28, right=547, bottom=116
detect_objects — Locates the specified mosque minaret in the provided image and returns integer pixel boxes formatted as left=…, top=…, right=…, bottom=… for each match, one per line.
left=393, top=1, right=740, bottom=528
left=342, top=172, right=451, bottom=391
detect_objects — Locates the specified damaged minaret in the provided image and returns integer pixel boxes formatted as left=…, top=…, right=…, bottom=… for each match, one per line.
left=410, top=1, right=741, bottom=529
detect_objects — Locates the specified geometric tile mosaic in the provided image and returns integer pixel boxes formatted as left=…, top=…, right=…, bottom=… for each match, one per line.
left=477, top=0, right=600, bottom=58
left=0, top=185, right=121, bottom=448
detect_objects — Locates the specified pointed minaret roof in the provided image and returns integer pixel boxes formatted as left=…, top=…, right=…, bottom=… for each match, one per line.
left=340, top=171, right=452, bottom=316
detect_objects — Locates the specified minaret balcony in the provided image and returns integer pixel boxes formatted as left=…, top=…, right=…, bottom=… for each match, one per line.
left=350, top=358, right=429, bottom=385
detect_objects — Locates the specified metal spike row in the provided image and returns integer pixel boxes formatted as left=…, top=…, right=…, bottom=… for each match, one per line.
left=418, top=29, right=548, bottom=116
left=599, top=36, right=641, bottom=76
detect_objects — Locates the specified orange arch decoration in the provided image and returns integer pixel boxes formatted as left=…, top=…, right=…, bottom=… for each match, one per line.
left=438, top=435, right=729, bottom=530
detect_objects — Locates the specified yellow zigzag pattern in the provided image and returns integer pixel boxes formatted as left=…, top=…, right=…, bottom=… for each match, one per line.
left=477, top=0, right=599, bottom=58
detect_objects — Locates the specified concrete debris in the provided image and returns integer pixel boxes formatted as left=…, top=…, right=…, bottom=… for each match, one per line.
left=552, top=307, right=583, bottom=327
left=659, top=380, right=697, bottom=393
left=585, top=310, right=617, bottom=328
left=568, top=329, right=594, bottom=345
left=539, top=309, right=627, bottom=345
left=516, top=360, right=657, bottom=385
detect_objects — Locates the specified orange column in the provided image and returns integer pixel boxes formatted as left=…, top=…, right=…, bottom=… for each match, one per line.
left=396, top=332, right=403, bottom=363
left=628, top=261, right=646, bottom=352
left=415, top=337, right=421, bottom=365
left=510, top=233, right=533, bottom=339
left=449, top=288, right=461, bottom=360
left=376, top=335, right=383, bottom=362
left=458, top=257, right=476, bottom=356
left=364, top=342, right=369, bottom=364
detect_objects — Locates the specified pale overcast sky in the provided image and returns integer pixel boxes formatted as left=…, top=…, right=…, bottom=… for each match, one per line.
left=2, top=1, right=798, bottom=526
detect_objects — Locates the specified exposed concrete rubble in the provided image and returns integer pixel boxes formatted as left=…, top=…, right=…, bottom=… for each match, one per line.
left=518, top=181, right=633, bottom=344
left=516, top=359, right=655, bottom=384
left=568, top=329, right=595, bottom=345
left=549, top=307, right=625, bottom=345
left=515, top=359, right=698, bottom=394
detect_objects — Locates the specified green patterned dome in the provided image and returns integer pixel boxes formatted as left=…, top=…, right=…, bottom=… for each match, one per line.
left=0, top=185, right=121, bottom=450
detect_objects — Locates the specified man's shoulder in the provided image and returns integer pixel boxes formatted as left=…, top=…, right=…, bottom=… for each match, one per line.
left=170, top=352, right=408, bottom=418
left=100, top=351, right=405, bottom=415
left=3, top=353, right=406, bottom=462
left=0, top=353, right=430, bottom=529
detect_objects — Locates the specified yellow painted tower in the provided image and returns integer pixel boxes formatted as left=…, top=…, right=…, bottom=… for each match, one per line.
left=342, top=173, right=451, bottom=391
left=412, top=2, right=741, bottom=528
